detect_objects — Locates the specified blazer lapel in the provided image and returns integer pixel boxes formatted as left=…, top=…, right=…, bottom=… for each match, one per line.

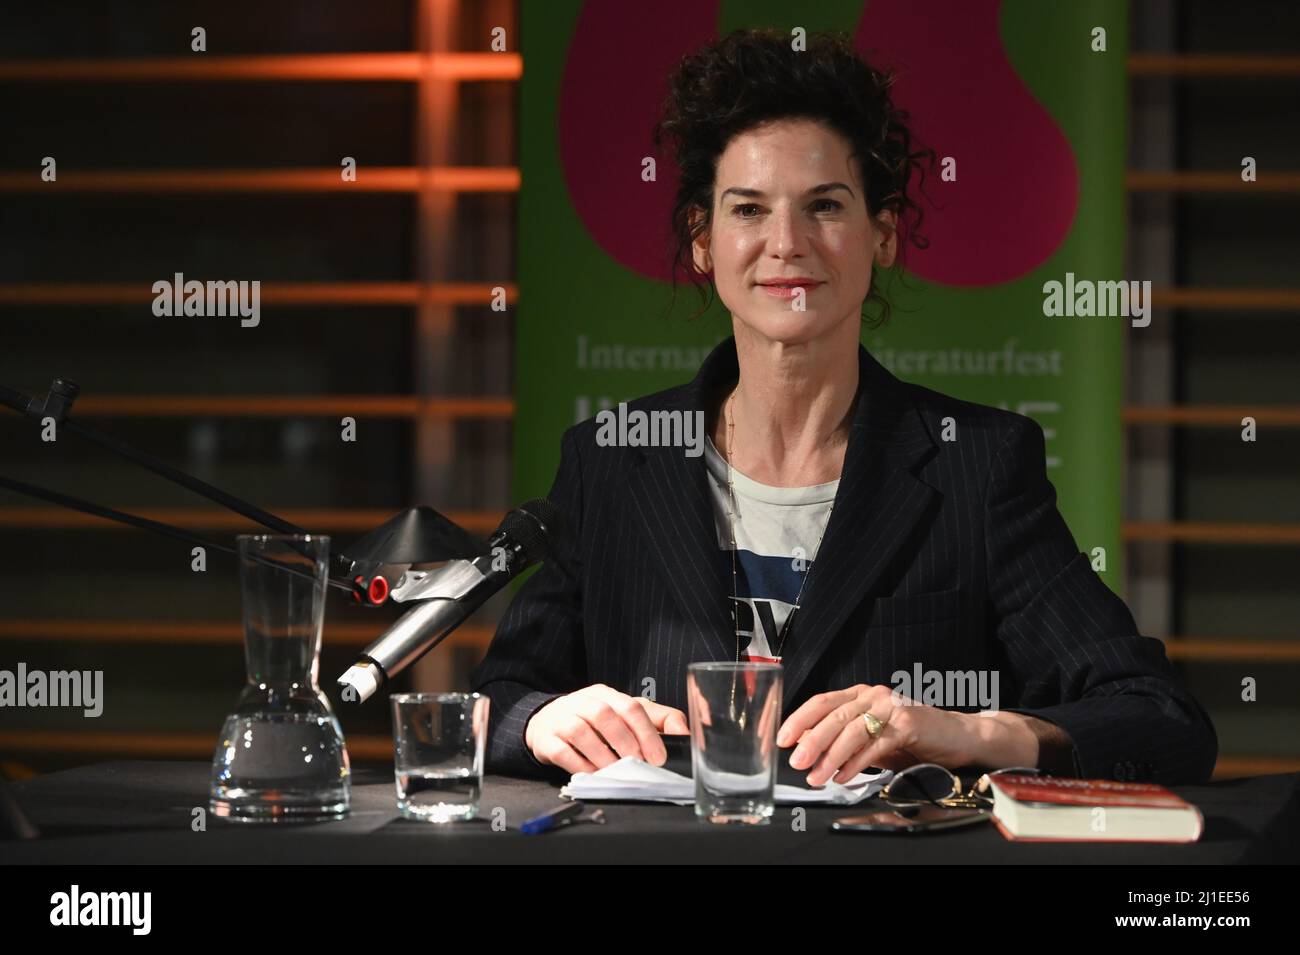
left=779, top=346, right=938, bottom=711
left=624, top=340, right=738, bottom=663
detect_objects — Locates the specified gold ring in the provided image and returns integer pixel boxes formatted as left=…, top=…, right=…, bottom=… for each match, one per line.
left=862, top=711, right=885, bottom=738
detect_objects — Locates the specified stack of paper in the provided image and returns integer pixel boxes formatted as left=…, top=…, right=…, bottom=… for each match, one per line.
left=560, top=756, right=892, bottom=806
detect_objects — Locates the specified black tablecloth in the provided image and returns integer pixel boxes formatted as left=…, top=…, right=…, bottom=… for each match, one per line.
left=3, top=762, right=1298, bottom=864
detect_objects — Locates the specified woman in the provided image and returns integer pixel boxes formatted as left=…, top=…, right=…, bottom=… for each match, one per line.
left=471, top=29, right=1217, bottom=786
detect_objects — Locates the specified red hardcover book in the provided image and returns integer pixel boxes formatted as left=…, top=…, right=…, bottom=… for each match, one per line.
left=988, top=775, right=1204, bottom=843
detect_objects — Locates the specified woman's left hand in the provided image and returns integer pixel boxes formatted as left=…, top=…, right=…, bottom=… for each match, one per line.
left=776, top=683, right=980, bottom=785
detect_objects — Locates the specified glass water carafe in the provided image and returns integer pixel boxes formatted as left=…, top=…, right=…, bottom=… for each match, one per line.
left=209, top=534, right=351, bottom=821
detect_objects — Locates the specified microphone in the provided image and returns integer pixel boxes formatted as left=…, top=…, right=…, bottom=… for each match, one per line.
left=336, top=499, right=563, bottom=703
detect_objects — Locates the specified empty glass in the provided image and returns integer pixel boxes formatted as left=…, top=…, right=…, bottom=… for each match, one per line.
left=209, top=534, right=351, bottom=822
left=687, top=661, right=783, bottom=824
left=390, top=692, right=489, bottom=822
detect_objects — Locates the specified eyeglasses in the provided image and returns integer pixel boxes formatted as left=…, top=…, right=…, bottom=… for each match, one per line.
left=879, top=763, right=1043, bottom=810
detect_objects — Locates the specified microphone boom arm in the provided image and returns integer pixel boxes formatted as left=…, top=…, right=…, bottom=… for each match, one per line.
left=1, top=377, right=357, bottom=592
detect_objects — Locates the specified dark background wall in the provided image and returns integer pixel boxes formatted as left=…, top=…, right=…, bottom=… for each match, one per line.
left=1158, top=2, right=1300, bottom=770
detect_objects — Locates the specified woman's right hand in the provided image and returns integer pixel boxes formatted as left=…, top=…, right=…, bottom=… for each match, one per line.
left=524, top=683, right=690, bottom=774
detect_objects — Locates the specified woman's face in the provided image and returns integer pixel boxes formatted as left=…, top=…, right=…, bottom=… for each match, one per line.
left=692, top=118, right=896, bottom=347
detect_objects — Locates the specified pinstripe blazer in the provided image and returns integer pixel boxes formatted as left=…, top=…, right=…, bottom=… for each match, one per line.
left=470, top=336, right=1218, bottom=784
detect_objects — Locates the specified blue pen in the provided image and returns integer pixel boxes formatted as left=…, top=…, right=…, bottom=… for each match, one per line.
left=521, top=801, right=604, bottom=835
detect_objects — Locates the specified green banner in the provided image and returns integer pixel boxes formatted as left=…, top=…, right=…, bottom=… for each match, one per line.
left=517, top=0, right=1129, bottom=592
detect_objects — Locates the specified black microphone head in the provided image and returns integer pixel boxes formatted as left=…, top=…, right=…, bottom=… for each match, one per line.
left=495, top=498, right=564, bottom=565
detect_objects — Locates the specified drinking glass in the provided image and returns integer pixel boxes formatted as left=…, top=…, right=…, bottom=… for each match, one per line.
left=390, top=692, right=489, bottom=822
left=687, top=662, right=782, bottom=824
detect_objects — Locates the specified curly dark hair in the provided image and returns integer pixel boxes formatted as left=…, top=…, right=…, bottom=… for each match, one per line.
left=652, top=27, right=935, bottom=328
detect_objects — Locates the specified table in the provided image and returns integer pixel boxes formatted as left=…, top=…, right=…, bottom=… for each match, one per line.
left=3, top=762, right=1298, bottom=864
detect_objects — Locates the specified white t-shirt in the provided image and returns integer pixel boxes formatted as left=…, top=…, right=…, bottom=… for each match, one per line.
left=703, top=435, right=839, bottom=663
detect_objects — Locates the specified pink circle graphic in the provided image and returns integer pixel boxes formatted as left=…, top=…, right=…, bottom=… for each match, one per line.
left=558, top=0, right=1078, bottom=288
